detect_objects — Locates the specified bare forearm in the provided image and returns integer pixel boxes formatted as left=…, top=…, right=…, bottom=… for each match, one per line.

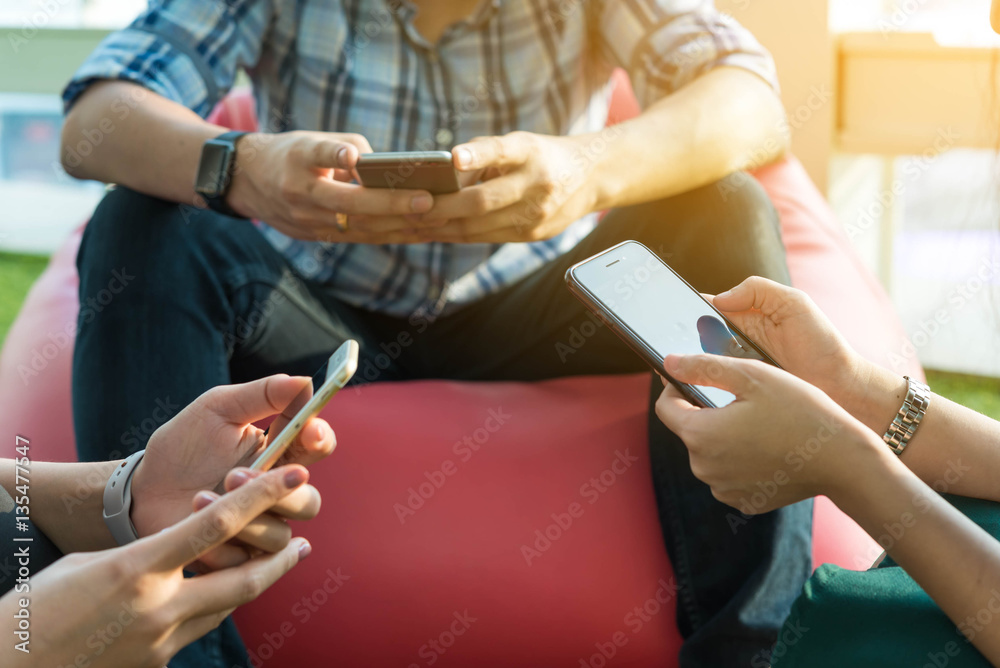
left=592, top=66, right=789, bottom=210
left=831, top=445, right=1000, bottom=662
left=0, top=459, right=119, bottom=554
left=61, top=81, right=228, bottom=205
left=844, top=364, right=1000, bottom=502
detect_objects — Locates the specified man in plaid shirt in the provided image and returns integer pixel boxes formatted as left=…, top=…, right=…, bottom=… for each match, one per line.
left=62, top=1, right=808, bottom=666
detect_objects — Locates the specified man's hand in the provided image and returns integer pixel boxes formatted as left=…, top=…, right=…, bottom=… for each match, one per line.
left=412, top=131, right=605, bottom=243
left=130, top=374, right=336, bottom=570
left=228, top=131, right=436, bottom=243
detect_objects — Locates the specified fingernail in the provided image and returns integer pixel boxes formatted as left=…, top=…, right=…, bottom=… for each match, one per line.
left=717, top=289, right=733, bottom=299
left=194, top=491, right=216, bottom=509
left=284, top=467, right=309, bottom=488
left=337, top=146, right=349, bottom=164
left=298, top=540, right=313, bottom=561
left=664, top=355, right=681, bottom=372
left=229, top=470, right=252, bottom=488
left=455, top=147, right=472, bottom=168
left=411, top=194, right=433, bottom=213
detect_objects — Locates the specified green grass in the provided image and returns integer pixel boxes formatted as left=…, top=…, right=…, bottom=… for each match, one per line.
left=0, top=251, right=999, bottom=421
left=0, top=252, right=48, bottom=345
left=925, top=369, right=1000, bottom=421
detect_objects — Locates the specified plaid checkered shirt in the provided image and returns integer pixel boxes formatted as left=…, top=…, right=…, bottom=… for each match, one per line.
left=64, top=0, right=776, bottom=319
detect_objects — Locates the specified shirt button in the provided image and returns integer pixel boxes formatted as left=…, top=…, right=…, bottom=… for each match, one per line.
left=434, top=127, right=454, bottom=146
left=426, top=49, right=440, bottom=64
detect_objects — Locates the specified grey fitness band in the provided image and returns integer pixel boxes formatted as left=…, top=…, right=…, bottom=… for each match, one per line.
left=102, top=449, right=146, bottom=546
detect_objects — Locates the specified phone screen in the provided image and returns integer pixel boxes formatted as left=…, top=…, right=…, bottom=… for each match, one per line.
left=571, top=242, right=766, bottom=407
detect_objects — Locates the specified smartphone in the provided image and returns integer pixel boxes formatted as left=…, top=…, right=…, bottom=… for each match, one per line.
left=356, top=151, right=461, bottom=194
left=249, top=340, right=359, bottom=472
left=564, top=240, right=779, bottom=408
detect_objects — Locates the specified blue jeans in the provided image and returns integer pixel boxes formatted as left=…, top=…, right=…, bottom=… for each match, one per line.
left=73, top=175, right=812, bottom=667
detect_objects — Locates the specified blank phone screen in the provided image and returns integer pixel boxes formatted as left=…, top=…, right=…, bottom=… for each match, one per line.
left=573, top=243, right=765, bottom=407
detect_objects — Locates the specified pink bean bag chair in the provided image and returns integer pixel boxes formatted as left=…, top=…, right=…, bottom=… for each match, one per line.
left=0, top=73, right=917, bottom=665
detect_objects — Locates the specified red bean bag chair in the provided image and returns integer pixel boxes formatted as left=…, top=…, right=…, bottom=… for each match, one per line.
left=0, top=74, right=915, bottom=666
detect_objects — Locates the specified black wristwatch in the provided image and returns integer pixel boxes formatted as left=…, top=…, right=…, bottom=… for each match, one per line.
left=194, top=130, right=249, bottom=218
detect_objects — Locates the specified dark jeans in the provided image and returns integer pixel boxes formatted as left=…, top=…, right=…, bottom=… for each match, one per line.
left=73, top=175, right=812, bottom=668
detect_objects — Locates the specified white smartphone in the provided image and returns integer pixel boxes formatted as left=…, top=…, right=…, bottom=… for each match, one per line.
left=249, top=340, right=359, bottom=472
left=565, top=240, right=779, bottom=408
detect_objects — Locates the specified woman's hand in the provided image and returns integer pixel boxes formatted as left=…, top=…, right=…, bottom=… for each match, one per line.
left=1, top=467, right=311, bottom=668
left=130, top=374, right=335, bottom=570
left=228, top=131, right=434, bottom=243
left=708, top=277, right=885, bottom=419
left=654, top=353, right=888, bottom=514
left=411, top=131, right=605, bottom=243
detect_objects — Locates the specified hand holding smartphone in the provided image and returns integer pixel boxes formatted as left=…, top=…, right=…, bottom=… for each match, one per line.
left=565, top=241, right=779, bottom=408
left=250, top=340, right=359, bottom=472
left=356, top=151, right=461, bottom=195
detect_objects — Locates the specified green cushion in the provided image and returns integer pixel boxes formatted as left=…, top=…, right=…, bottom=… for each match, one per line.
left=772, top=495, right=999, bottom=668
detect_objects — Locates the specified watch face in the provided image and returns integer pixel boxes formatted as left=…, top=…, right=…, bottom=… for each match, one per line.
left=195, top=140, right=232, bottom=197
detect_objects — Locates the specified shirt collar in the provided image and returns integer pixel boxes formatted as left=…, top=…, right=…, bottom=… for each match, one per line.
left=389, top=0, right=501, bottom=49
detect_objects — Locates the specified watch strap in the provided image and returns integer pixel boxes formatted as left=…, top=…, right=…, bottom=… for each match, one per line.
left=103, top=449, right=146, bottom=546
left=200, top=130, right=248, bottom=219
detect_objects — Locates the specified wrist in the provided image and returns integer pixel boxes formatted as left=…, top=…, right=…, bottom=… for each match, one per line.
left=128, top=457, right=155, bottom=539
left=226, top=131, right=264, bottom=218
left=841, top=361, right=910, bottom=435
left=823, top=425, right=897, bottom=507
left=571, top=130, right=623, bottom=212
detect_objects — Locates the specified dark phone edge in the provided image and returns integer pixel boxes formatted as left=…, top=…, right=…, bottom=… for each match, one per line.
left=354, top=162, right=460, bottom=195
left=564, top=270, right=714, bottom=408
left=563, top=240, right=781, bottom=408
